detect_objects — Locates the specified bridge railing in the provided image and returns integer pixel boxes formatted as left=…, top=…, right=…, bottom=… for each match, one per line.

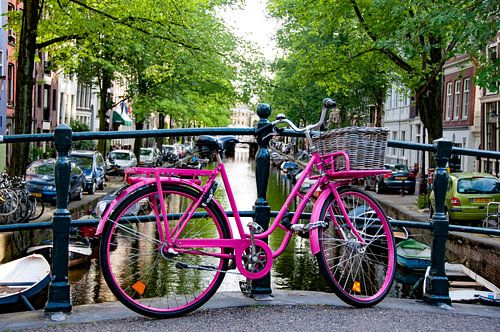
left=1, top=104, right=500, bottom=317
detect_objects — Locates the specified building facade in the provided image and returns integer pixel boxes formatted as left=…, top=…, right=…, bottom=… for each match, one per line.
left=442, top=54, right=478, bottom=172
left=479, top=35, right=500, bottom=173
left=382, top=84, right=429, bottom=174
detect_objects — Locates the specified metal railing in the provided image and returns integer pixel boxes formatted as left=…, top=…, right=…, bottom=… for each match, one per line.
left=1, top=104, right=500, bottom=316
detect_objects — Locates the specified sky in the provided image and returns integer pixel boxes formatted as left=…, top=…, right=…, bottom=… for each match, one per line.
left=219, top=0, right=281, bottom=61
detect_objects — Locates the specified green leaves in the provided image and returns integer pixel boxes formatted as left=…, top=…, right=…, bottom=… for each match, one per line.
left=269, top=0, right=499, bottom=140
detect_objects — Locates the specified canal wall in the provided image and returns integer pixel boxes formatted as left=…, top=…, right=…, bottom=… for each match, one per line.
left=381, top=201, right=500, bottom=287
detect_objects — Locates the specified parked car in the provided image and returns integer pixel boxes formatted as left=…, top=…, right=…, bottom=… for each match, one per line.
left=162, top=145, right=179, bottom=163
left=107, top=149, right=137, bottom=171
left=70, top=150, right=106, bottom=194
left=364, top=164, right=416, bottom=195
left=26, top=159, right=85, bottom=203
left=139, top=147, right=162, bottom=167
left=429, top=172, right=500, bottom=223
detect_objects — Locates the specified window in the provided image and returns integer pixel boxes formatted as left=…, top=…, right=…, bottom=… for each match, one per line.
left=43, top=85, right=50, bottom=121
left=0, top=50, right=4, bottom=77
left=37, top=85, right=42, bottom=108
left=401, top=131, right=406, bottom=157
left=453, top=80, right=461, bottom=119
left=462, top=78, right=470, bottom=119
left=7, top=63, right=14, bottom=106
left=7, top=4, right=16, bottom=45
left=445, top=82, right=452, bottom=120
left=52, top=90, right=57, bottom=111
left=391, top=131, right=397, bottom=155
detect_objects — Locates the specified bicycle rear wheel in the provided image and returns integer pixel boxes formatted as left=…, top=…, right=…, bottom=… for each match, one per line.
left=316, top=186, right=395, bottom=307
left=99, top=184, right=231, bottom=318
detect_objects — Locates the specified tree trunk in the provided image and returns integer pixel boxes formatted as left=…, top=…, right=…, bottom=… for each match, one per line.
left=8, top=0, right=41, bottom=176
left=155, top=113, right=165, bottom=149
left=416, top=76, right=443, bottom=144
left=133, top=121, right=144, bottom=161
left=97, top=71, right=112, bottom=157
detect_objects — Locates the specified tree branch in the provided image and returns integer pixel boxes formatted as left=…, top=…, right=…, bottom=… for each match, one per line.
left=350, top=0, right=413, bottom=73
left=67, top=0, right=204, bottom=53
left=416, top=37, right=459, bottom=96
left=36, top=34, right=83, bottom=49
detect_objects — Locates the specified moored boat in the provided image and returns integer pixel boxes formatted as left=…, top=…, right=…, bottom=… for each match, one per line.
left=396, top=238, right=431, bottom=270
left=26, top=237, right=92, bottom=268
left=0, top=254, right=51, bottom=312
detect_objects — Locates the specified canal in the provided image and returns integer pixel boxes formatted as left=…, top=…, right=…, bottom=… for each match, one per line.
left=68, top=146, right=412, bottom=306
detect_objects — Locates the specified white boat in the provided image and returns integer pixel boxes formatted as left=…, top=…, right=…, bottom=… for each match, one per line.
left=0, top=254, right=51, bottom=312
left=26, top=237, right=92, bottom=268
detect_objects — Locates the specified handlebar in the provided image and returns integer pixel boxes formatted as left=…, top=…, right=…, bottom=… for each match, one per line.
left=271, top=98, right=336, bottom=133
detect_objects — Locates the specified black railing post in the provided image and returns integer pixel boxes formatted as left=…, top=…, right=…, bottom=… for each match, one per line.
left=423, top=138, right=452, bottom=306
left=45, top=124, right=73, bottom=317
left=250, top=103, right=273, bottom=299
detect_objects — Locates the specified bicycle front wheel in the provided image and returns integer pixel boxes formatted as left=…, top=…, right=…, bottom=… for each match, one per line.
left=99, top=184, right=231, bottom=318
left=316, top=186, right=395, bottom=307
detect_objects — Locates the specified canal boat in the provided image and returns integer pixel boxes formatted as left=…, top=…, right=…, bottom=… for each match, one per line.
left=280, top=161, right=299, bottom=174
left=0, top=254, right=51, bottom=312
left=26, top=236, right=92, bottom=268
left=396, top=238, right=431, bottom=270
left=444, top=263, right=500, bottom=303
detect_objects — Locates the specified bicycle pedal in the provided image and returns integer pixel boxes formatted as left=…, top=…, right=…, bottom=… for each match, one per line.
left=247, top=222, right=264, bottom=234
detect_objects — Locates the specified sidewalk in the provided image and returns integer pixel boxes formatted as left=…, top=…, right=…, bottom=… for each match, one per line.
left=0, top=290, right=499, bottom=331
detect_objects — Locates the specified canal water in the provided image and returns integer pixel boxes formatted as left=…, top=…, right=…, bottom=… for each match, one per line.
left=68, top=146, right=414, bottom=306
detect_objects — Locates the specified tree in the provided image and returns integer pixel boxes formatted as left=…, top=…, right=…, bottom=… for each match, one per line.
left=6, top=0, right=255, bottom=175
left=269, top=0, right=499, bottom=142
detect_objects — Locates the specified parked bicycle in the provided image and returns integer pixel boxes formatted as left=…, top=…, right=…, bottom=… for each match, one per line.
left=95, top=98, right=396, bottom=318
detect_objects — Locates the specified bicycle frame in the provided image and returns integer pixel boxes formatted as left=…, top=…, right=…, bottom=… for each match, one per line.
left=96, top=149, right=389, bottom=279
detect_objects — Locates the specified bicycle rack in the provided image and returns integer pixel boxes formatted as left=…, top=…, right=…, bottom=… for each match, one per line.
left=483, top=202, right=500, bottom=229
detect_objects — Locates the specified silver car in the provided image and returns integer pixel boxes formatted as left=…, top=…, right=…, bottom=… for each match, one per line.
left=107, top=150, right=137, bottom=171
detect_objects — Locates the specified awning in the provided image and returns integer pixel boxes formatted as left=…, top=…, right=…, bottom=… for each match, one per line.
left=112, top=111, right=133, bottom=126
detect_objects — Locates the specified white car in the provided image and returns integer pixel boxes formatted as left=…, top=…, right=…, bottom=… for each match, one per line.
left=107, top=149, right=137, bottom=171
left=139, top=147, right=162, bottom=167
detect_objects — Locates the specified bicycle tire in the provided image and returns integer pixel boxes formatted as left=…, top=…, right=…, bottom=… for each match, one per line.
left=0, top=188, right=19, bottom=216
left=28, top=195, right=45, bottom=221
left=315, top=186, right=396, bottom=307
left=99, top=183, right=231, bottom=318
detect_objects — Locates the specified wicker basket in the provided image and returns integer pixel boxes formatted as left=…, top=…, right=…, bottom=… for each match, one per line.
left=312, top=126, right=389, bottom=170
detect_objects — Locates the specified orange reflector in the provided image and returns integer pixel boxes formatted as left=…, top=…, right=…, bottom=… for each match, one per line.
left=132, top=280, right=146, bottom=295
left=352, top=281, right=361, bottom=293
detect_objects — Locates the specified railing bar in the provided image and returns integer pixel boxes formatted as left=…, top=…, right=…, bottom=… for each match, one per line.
left=2, top=212, right=500, bottom=236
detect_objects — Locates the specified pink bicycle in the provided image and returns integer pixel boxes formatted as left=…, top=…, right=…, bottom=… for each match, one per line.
left=95, top=99, right=396, bottom=318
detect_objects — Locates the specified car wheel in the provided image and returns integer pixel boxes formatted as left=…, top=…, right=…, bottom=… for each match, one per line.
left=88, top=181, right=96, bottom=195
left=375, top=181, right=383, bottom=194
left=407, top=187, right=415, bottom=195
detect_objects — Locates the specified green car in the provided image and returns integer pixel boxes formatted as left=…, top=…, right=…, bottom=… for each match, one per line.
left=429, top=172, right=500, bottom=223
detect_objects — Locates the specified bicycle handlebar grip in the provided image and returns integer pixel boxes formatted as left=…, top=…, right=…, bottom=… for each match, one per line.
left=323, top=98, right=336, bottom=109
